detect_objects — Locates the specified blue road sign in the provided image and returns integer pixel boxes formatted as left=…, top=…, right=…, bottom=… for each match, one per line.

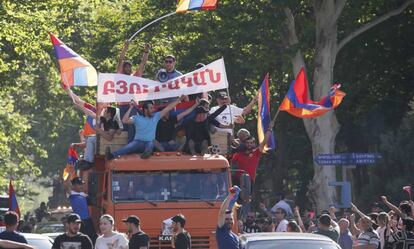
left=315, top=153, right=382, bottom=166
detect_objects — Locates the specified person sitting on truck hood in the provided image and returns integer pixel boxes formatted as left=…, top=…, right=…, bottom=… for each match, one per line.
left=106, top=95, right=186, bottom=160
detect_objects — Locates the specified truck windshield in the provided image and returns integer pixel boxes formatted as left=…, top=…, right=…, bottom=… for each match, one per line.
left=112, top=170, right=229, bottom=202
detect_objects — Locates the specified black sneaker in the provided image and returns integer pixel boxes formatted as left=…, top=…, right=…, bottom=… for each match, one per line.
left=140, top=151, right=152, bottom=159
left=105, top=147, right=114, bottom=161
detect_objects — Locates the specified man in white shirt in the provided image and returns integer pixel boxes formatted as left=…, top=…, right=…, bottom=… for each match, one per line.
left=209, top=91, right=257, bottom=135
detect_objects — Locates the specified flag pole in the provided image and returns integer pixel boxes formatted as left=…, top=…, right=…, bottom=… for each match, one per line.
left=226, top=87, right=234, bottom=130
left=128, top=12, right=177, bottom=42
left=271, top=109, right=280, bottom=124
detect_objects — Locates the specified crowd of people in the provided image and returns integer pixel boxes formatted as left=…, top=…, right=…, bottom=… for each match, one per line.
left=223, top=194, right=414, bottom=249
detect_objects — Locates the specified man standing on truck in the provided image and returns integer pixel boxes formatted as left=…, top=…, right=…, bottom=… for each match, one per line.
left=171, top=214, right=191, bottom=249
left=106, top=95, right=187, bottom=159
left=123, top=215, right=149, bottom=249
left=64, top=176, right=97, bottom=244
left=216, top=191, right=240, bottom=249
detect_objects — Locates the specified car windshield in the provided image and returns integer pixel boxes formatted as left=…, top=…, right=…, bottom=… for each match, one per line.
left=246, top=240, right=339, bottom=249
left=112, top=169, right=229, bottom=202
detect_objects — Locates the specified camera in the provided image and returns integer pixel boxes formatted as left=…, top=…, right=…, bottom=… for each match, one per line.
left=156, top=69, right=169, bottom=82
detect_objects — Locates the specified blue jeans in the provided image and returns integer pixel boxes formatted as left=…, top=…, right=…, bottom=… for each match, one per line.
left=119, top=105, right=139, bottom=143
left=112, top=139, right=154, bottom=157
left=84, top=136, right=96, bottom=162
left=160, top=141, right=179, bottom=151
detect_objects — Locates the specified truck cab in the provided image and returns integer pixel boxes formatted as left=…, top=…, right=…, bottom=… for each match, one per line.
left=83, top=152, right=232, bottom=248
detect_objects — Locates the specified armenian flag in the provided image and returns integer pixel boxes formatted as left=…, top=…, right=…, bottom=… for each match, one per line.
left=49, top=33, right=97, bottom=87
left=8, top=180, right=20, bottom=217
left=279, top=67, right=345, bottom=118
left=63, top=146, right=78, bottom=181
left=257, top=74, right=276, bottom=152
left=176, top=0, right=218, bottom=13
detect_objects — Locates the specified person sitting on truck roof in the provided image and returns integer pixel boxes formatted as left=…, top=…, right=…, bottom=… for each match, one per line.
left=65, top=88, right=122, bottom=169
left=0, top=211, right=27, bottom=244
left=106, top=95, right=186, bottom=160
left=183, top=103, right=228, bottom=155
left=63, top=175, right=97, bottom=244
left=154, top=99, right=199, bottom=152
left=117, top=42, right=152, bottom=143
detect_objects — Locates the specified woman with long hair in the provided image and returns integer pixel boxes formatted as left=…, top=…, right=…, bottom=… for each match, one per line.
left=95, top=214, right=128, bottom=249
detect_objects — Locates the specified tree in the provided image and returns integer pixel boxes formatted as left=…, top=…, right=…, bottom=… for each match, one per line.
left=283, top=0, right=414, bottom=211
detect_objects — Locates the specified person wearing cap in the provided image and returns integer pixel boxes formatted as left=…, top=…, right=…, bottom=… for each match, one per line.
left=52, top=213, right=93, bottom=249
left=209, top=91, right=258, bottom=135
left=154, top=99, right=199, bottom=152
left=116, top=42, right=152, bottom=142
left=183, top=103, right=228, bottom=155
left=64, top=175, right=97, bottom=244
left=171, top=214, right=191, bottom=249
left=123, top=215, right=149, bottom=249
left=106, top=95, right=186, bottom=160
left=96, top=214, right=128, bottom=249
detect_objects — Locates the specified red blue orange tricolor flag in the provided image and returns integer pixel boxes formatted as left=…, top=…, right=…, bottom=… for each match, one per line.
left=63, top=146, right=78, bottom=181
left=176, top=0, right=218, bottom=13
left=8, top=180, right=20, bottom=217
left=279, top=67, right=345, bottom=118
left=258, top=74, right=276, bottom=152
left=49, top=33, right=97, bottom=87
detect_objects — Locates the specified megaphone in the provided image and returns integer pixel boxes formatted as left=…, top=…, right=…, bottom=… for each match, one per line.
left=156, top=69, right=169, bottom=82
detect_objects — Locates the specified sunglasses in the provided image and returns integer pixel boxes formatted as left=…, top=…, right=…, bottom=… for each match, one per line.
left=164, top=60, right=174, bottom=64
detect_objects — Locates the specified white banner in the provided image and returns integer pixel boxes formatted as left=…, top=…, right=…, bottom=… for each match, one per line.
left=97, top=58, right=228, bottom=102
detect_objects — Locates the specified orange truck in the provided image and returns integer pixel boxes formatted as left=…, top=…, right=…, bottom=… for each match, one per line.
left=82, top=147, right=233, bottom=248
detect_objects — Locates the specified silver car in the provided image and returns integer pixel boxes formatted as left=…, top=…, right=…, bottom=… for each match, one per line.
left=22, top=233, right=53, bottom=249
left=239, top=232, right=342, bottom=249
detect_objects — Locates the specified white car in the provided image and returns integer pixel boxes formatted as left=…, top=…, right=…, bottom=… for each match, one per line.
left=239, top=232, right=341, bottom=249
left=22, top=233, right=53, bottom=249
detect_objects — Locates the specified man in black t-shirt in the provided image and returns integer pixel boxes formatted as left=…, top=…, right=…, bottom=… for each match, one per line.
left=52, top=213, right=93, bottom=249
left=0, top=211, right=27, bottom=244
left=123, top=215, right=149, bottom=249
left=242, top=212, right=261, bottom=233
left=154, top=100, right=198, bottom=152
left=171, top=214, right=191, bottom=249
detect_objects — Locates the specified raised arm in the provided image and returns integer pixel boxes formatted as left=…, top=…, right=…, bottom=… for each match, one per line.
left=381, top=196, right=406, bottom=218
left=117, top=40, right=130, bottom=73
left=66, top=88, right=96, bottom=118
left=351, top=202, right=368, bottom=219
left=294, top=206, right=306, bottom=232
left=348, top=213, right=361, bottom=237
left=133, top=43, right=151, bottom=77
left=176, top=99, right=199, bottom=121
left=242, top=95, right=258, bottom=115
left=122, top=101, right=137, bottom=125
left=218, top=192, right=235, bottom=228
left=259, top=121, right=274, bottom=152
left=160, top=95, right=186, bottom=118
